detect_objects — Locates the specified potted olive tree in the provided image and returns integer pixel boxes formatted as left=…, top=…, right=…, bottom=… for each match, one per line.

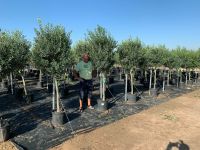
left=11, top=31, right=32, bottom=103
left=0, top=30, right=15, bottom=94
left=86, top=25, right=117, bottom=111
left=32, top=48, right=46, bottom=88
left=118, top=38, right=143, bottom=103
left=145, top=46, right=165, bottom=96
left=33, top=22, right=71, bottom=126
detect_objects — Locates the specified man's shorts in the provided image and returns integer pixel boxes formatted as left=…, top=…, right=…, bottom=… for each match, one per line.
left=79, top=79, right=93, bottom=100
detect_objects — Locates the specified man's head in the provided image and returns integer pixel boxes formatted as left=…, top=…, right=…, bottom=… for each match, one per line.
left=82, top=53, right=89, bottom=63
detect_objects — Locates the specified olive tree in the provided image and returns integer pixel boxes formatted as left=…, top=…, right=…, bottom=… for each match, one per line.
left=86, top=25, right=117, bottom=102
left=145, top=45, right=166, bottom=94
left=0, top=30, right=30, bottom=95
left=33, top=22, right=71, bottom=112
left=117, top=38, right=142, bottom=101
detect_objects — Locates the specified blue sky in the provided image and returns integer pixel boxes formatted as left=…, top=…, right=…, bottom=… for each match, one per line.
left=0, top=0, right=200, bottom=49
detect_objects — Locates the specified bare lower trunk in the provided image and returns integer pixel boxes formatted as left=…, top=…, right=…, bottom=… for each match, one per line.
left=167, top=70, right=170, bottom=86
left=52, top=77, right=55, bottom=110
left=102, top=73, right=105, bottom=101
left=21, top=75, right=27, bottom=96
left=162, top=70, right=165, bottom=92
left=195, top=72, right=198, bottom=83
left=180, top=71, right=183, bottom=83
left=154, top=69, right=157, bottom=89
left=189, top=71, right=191, bottom=81
left=39, top=70, right=42, bottom=82
left=185, top=71, right=188, bottom=85
left=125, top=73, right=128, bottom=101
left=55, top=78, right=60, bottom=112
left=177, top=70, right=179, bottom=88
left=119, top=70, right=122, bottom=81
left=100, top=73, right=102, bottom=99
left=145, top=70, right=147, bottom=82
left=130, top=70, right=134, bottom=95
left=149, top=69, right=152, bottom=95
left=10, top=72, right=14, bottom=95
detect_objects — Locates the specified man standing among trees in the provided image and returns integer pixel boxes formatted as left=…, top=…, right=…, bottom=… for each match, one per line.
left=74, top=53, right=95, bottom=112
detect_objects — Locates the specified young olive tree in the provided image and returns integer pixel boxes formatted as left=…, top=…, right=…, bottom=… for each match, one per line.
left=117, top=38, right=142, bottom=101
left=145, top=45, right=166, bottom=93
left=33, top=22, right=71, bottom=112
left=86, top=25, right=117, bottom=102
left=11, top=31, right=31, bottom=97
left=0, top=30, right=31, bottom=95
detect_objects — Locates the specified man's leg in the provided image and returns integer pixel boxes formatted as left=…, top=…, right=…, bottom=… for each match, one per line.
left=87, top=80, right=94, bottom=109
left=79, top=80, right=84, bottom=111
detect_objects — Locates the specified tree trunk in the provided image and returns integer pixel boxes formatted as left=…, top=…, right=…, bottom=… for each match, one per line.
left=55, top=78, right=60, bottom=112
left=39, top=70, right=42, bottom=82
left=177, top=70, right=179, bottom=88
left=189, top=71, right=191, bottom=81
left=125, top=73, right=128, bottom=101
left=195, top=72, right=198, bottom=83
left=102, top=73, right=105, bottom=101
left=169, top=70, right=172, bottom=80
left=100, top=73, right=103, bottom=99
left=52, top=77, right=55, bottom=110
left=145, top=70, right=147, bottom=82
left=21, top=75, right=27, bottom=96
left=149, top=69, right=152, bottom=95
left=153, top=69, right=157, bottom=89
left=167, top=70, right=170, bottom=86
left=185, top=71, right=188, bottom=85
left=10, top=72, right=14, bottom=95
left=130, top=70, right=134, bottom=95
left=180, top=71, right=183, bottom=83
left=119, top=70, right=122, bottom=81
left=162, top=70, right=165, bottom=92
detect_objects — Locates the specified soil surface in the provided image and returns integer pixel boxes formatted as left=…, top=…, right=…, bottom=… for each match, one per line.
left=51, top=89, right=200, bottom=150
left=0, top=141, right=16, bottom=150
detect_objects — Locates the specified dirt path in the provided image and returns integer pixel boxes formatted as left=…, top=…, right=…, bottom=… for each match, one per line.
left=51, top=89, right=200, bottom=150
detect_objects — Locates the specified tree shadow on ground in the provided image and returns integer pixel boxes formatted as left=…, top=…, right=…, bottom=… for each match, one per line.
left=166, top=140, right=190, bottom=150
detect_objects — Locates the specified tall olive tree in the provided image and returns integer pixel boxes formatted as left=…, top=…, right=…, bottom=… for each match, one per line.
left=86, top=25, right=117, bottom=102
left=117, top=38, right=142, bottom=101
left=145, top=45, right=166, bottom=93
left=33, top=22, right=71, bottom=112
left=10, top=31, right=31, bottom=96
left=0, top=31, right=12, bottom=90
left=0, top=30, right=30, bottom=94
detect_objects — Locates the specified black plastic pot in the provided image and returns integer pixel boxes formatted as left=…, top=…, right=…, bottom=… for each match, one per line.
left=52, top=111, right=65, bottom=126
left=0, top=119, right=9, bottom=142
left=127, top=93, right=137, bottom=103
left=23, top=94, right=34, bottom=104
left=37, top=81, right=43, bottom=88
left=150, top=88, right=158, bottom=97
left=97, top=100, right=108, bottom=111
